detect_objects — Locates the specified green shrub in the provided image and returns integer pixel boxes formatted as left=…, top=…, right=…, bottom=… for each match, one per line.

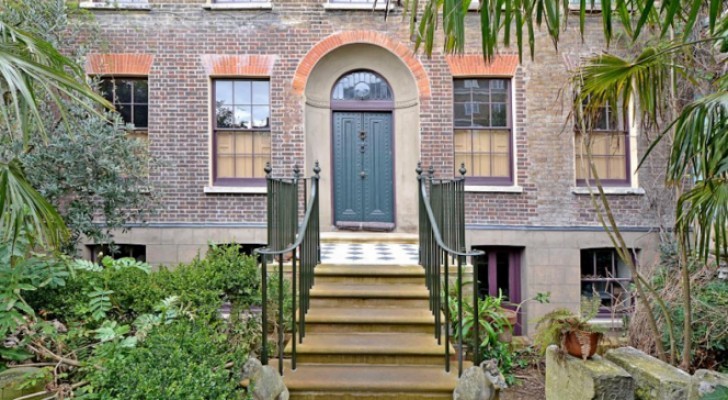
left=79, top=319, right=247, bottom=399
left=27, top=244, right=261, bottom=322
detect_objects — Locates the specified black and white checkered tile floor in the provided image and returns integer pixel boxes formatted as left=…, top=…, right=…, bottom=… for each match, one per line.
left=320, top=243, right=419, bottom=265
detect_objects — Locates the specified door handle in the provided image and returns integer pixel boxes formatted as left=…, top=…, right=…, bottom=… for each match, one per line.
left=360, top=171, right=367, bottom=179
left=359, top=131, right=367, bottom=140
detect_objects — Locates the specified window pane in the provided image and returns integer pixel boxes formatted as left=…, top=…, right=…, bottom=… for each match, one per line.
left=234, top=106, right=251, bottom=129
left=575, top=155, right=588, bottom=179
left=474, top=153, right=491, bottom=176
left=454, top=90, right=470, bottom=103
left=252, top=81, right=269, bottom=104
left=608, top=135, right=625, bottom=156
left=492, top=130, right=509, bottom=152
left=491, top=103, right=507, bottom=126
left=252, top=106, right=270, bottom=129
left=116, top=80, right=133, bottom=103
left=492, top=155, right=509, bottom=177
left=133, top=105, right=148, bottom=128
left=496, top=251, right=510, bottom=300
left=332, top=71, right=392, bottom=101
left=217, top=132, right=234, bottom=154
left=473, top=131, right=491, bottom=153
left=594, top=250, right=613, bottom=278
left=591, top=135, right=610, bottom=155
left=216, top=106, right=234, bottom=128
left=234, top=81, right=251, bottom=105
left=235, top=132, right=254, bottom=154
left=134, top=80, right=148, bottom=103
left=490, top=79, right=506, bottom=90
left=255, top=132, right=271, bottom=154
left=454, top=130, right=471, bottom=153
left=454, top=103, right=470, bottom=126
left=117, top=104, right=132, bottom=125
left=472, top=89, right=490, bottom=103
left=592, top=157, right=609, bottom=180
left=491, top=91, right=507, bottom=103
left=215, top=81, right=233, bottom=106
left=217, top=155, right=234, bottom=178
left=100, top=80, right=115, bottom=102
left=472, top=104, right=490, bottom=127
left=608, top=155, right=627, bottom=180
left=235, top=156, right=253, bottom=178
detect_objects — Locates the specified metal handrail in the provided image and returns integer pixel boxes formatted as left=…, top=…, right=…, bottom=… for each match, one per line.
left=417, top=163, right=484, bottom=377
left=255, top=162, right=321, bottom=376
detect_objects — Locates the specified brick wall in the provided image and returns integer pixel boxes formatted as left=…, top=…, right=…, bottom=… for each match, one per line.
left=75, top=1, right=671, bottom=230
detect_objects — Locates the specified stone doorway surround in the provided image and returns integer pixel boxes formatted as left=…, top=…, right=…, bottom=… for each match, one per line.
left=296, top=31, right=430, bottom=233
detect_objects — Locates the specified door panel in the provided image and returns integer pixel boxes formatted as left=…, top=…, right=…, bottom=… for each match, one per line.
left=362, top=113, right=394, bottom=223
left=333, top=113, right=363, bottom=223
left=333, top=112, right=394, bottom=228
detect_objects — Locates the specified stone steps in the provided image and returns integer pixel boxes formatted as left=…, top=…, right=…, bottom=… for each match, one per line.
left=271, top=361, right=457, bottom=400
left=279, top=260, right=457, bottom=399
left=314, top=264, right=425, bottom=285
left=287, top=332, right=449, bottom=365
left=304, top=307, right=438, bottom=334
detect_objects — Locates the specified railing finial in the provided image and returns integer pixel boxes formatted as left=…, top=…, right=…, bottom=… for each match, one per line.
left=264, top=162, right=272, bottom=178
left=459, top=163, right=467, bottom=178
left=428, top=165, right=435, bottom=178
left=293, top=164, right=301, bottom=179
left=313, top=160, right=321, bottom=179
left=416, top=161, right=423, bottom=179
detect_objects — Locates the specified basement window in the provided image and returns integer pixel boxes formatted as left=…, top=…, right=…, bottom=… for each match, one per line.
left=88, top=244, right=147, bottom=263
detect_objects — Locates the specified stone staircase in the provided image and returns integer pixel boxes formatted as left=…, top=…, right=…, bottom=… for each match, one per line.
left=276, top=262, right=460, bottom=399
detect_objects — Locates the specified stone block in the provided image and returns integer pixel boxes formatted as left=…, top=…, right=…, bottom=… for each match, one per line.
left=689, top=370, right=728, bottom=400
left=546, top=345, right=634, bottom=400
left=0, top=367, right=48, bottom=400
left=605, top=346, right=691, bottom=400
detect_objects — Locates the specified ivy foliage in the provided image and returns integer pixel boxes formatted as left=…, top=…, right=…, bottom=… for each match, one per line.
left=2, top=239, right=265, bottom=398
left=77, top=319, right=249, bottom=400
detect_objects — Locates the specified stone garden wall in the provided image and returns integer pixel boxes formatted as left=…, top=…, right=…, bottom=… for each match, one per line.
left=546, top=346, right=728, bottom=400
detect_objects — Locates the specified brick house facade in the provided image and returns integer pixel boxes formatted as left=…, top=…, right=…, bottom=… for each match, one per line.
left=76, top=0, right=670, bottom=332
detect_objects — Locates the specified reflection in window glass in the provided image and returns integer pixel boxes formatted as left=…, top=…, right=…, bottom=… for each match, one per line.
left=214, top=79, right=271, bottom=181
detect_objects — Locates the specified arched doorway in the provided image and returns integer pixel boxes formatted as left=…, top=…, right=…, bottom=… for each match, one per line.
left=301, top=42, right=422, bottom=233
left=331, top=70, right=395, bottom=230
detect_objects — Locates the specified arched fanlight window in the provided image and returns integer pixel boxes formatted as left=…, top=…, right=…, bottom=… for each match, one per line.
left=332, top=70, right=393, bottom=102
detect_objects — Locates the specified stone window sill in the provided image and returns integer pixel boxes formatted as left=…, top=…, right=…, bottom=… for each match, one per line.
left=465, top=185, right=524, bottom=193
left=323, top=3, right=394, bottom=11
left=204, top=186, right=267, bottom=194
left=203, top=2, right=273, bottom=10
left=79, top=2, right=151, bottom=10
left=571, top=187, right=645, bottom=196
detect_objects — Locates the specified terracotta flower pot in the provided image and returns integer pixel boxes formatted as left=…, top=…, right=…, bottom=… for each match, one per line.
left=564, top=330, right=602, bottom=360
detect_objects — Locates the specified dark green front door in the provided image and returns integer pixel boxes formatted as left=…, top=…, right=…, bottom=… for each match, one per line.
left=333, top=112, right=394, bottom=230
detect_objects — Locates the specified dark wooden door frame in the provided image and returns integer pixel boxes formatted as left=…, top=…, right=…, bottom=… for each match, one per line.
left=476, top=247, right=523, bottom=335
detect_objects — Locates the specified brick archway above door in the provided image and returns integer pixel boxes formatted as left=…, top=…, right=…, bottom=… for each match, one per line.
left=293, top=31, right=431, bottom=99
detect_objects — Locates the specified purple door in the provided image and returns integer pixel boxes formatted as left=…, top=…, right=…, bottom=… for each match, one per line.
left=475, top=247, right=523, bottom=335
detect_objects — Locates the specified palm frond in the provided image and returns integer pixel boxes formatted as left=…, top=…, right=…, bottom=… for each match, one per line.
left=410, top=0, right=727, bottom=63
left=0, top=21, right=111, bottom=142
left=0, top=160, right=67, bottom=249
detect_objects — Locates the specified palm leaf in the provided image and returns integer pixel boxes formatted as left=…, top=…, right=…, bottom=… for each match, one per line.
left=0, top=21, right=111, bottom=142
left=0, top=160, right=67, bottom=249
left=407, top=0, right=725, bottom=64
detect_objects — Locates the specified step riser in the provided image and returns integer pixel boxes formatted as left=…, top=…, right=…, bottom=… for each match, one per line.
left=310, top=298, right=430, bottom=308
left=315, top=276, right=425, bottom=285
left=295, top=354, right=445, bottom=366
left=288, top=392, right=451, bottom=400
left=306, top=323, right=435, bottom=334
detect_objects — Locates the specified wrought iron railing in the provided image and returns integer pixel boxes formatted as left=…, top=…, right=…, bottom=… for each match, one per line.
left=255, top=162, right=321, bottom=375
left=418, top=163, right=484, bottom=376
